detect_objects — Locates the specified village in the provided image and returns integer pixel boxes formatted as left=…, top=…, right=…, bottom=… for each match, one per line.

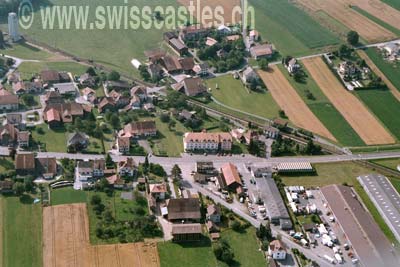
left=1, top=2, right=400, bottom=267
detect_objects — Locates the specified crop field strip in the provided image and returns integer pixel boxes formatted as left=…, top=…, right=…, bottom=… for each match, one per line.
left=277, top=65, right=365, bottom=147
left=347, top=0, right=400, bottom=31
left=295, top=0, right=396, bottom=43
left=302, top=57, right=395, bottom=145
left=382, top=0, right=400, bottom=11
left=258, top=66, right=336, bottom=141
left=43, top=204, right=160, bottom=267
left=357, top=50, right=400, bottom=102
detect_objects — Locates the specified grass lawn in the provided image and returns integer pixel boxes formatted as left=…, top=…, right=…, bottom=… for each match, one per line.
left=206, top=75, right=280, bottom=120
left=365, top=48, right=400, bottom=92
left=0, top=42, right=52, bottom=60
left=12, top=0, right=184, bottom=76
left=390, top=178, right=400, bottom=193
left=151, top=117, right=186, bottom=157
left=1, top=195, right=42, bottom=267
left=158, top=238, right=219, bottom=267
left=249, top=0, right=341, bottom=56
left=220, top=228, right=266, bottom=267
left=51, top=187, right=87, bottom=205
left=31, top=124, right=68, bottom=152
left=370, top=158, right=400, bottom=171
left=278, top=64, right=364, bottom=146
left=280, top=161, right=376, bottom=188
left=355, top=89, right=400, bottom=141
left=0, top=157, right=14, bottom=173
left=17, top=61, right=88, bottom=80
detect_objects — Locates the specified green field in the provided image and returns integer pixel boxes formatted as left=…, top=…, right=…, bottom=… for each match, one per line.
left=1, top=196, right=42, bottom=267
left=371, top=158, right=400, bottom=171
left=31, top=124, right=68, bottom=152
left=382, top=0, right=400, bottom=12
left=220, top=228, right=265, bottom=267
left=351, top=6, right=400, bottom=37
left=0, top=42, right=52, bottom=60
left=158, top=239, right=219, bottom=267
left=0, top=157, right=14, bottom=173
left=390, top=178, right=400, bottom=193
left=278, top=65, right=364, bottom=146
left=206, top=75, right=280, bottom=120
left=365, top=48, right=400, bottom=92
left=151, top=117, right=185, bottom=157
left=51, top=187, right=88, bottom=205
left=10, top=0, right=184, bottom=76
left=355, top=89, right=400, bottom=140
left=250, top=0, right=341, bottom=56
left=280, top=161, right=375, bottom=188
left=17, top=61, right=88, bottom=80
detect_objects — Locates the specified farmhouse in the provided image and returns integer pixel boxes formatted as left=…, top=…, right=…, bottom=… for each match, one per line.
left=118, top=157, right=137, bottom=177
left=250, top=44, right=274, bottom=59
left=174, top=77, right=207, bottom=97
left=98, top=97, right=116, bottom=113
left=149, top=183, right=167, bottom=200
left=145, top=49, right=167, bottom=62
left=148, top=63, right=164, bottom=80
left=104, top=80, right=130, bottom=91
left=79, top=73, right=96, bottom=87
left=166, top=198, right=201, bottom=222
left=169, top=38, right=188, bottom=56
left=179, top=25, right=210, bottom=41
left=53, top=83, right=77, bottom=96
left=206, top=204, right=221, bottom=223
left=172, top=223, right=203, bottom=242
left=36, top=157, right=58, bottom=179
left=192, top=63, right=209, bottom=76
left=119, top=121, right=157, bottom=139
left=82, top=87, right=97, bottom=103
left=6, top=113, right=23, bottom=127
left=12, top=81, right=26, bottom=95
left=179, top=57, right=195, bottom=74
left=0, top=123, right=18, bottom=146
left=15, top=152, right=35, bottom=175
left=43, top=102, right=85, bottom=125
left=75, top=159, right=105, bottom=185
left=41, top=70, right=62, bottom=84
left=183, top=131, right=232, bottom=152
left=67, top=132, right=89, bottom=150
left=241, top=66, right=259, bottom=84
left=116, top=136, right=130, bottom=154
left=286, top=58, right=300, bottom=74
left=17, top=131, right=30, bottom=147
left=0, top=94, right=19, bottom=111
left=44, top=91, right=64, bottom=105
left=161, top=55, right=182, bottom=73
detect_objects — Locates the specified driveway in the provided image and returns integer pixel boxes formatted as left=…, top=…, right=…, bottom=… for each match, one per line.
left=138, top=140, right=153, bottom=154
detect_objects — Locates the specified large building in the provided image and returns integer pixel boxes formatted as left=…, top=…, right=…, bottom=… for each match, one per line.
left=321, top=184, right=399, bottom=267
left=183, top=132, right=232, bottom=152
left=8, top=13, right=21, bottom=42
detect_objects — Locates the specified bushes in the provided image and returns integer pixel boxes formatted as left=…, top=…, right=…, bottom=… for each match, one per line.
left=213, top=239, right=235, bottom=264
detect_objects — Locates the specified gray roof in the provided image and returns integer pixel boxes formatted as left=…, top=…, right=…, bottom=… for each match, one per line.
left=67, top=132, right=88, bottom=146
left=260, top=177, right=290, bottom=222
left=53, top=83, right=77, bottom=95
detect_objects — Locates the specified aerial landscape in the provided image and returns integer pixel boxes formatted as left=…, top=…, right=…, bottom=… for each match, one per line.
left=0, top=0, right=400, bottom=266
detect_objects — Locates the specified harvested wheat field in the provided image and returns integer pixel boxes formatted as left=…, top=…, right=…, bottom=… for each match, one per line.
left=348, top=0, right=400, bottom=31
left=43, top=204, right=159, bottom=267
left=303, top=57, right=395, bottom=145
left=357, top=50, right=400, bottom=102
left=296, top=0, right=396, bottom=42
left=178, top=0, right=241, bottom=25
left=258, top=66, right=336, bottom=141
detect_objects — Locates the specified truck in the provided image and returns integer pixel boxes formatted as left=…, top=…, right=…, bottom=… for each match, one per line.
left=335, top=253, right=343, bottom=264
left=323, top=255, right=335, bottom=264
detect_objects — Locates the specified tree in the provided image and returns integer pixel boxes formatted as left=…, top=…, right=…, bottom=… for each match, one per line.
left=21, top=94, right=35, bottom=106
left=105, top=153, right=114, bottom=168
left=160, top=113, right=170, bottom=123
left=278, top=109, right=287, bottom=118
left=143, top=155, right=150, bottom=174
left=230, top=220, right=241, bottom=231
left=248, top=139, right=260, bottom=156
left=171, top=164, right=182, bottom=180
left=0, top=30, right=4, bottom=47
left=347, top=31, right=359, bottom=46
left=74, top=117, right=84, bottom=131
left=90, top=194, right=102, bottom=206
left=139, top=65, right=151, bottom=81
left=168, top=120, right=176, bottom=130
left=213, top=240, right=234, bottom=263
left=6, top=58, right=14, bottom=67
left=259, top=58, right=269, bottom=71
left=86, top=67, right=96, bottom=76
left=110, top=114, right=120, bottom=130
left=107, top=71, right=120, bottom=81
left=338, top=44, right=351, bottom=58
left=13, top=182, right=25, bottom=196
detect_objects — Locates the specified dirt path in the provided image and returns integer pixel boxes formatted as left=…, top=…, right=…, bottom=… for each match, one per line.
left=258, top=66, right=336, bottom=141
left=303, top=57, right=395, bottom=145
left=357, top=50, right=400, bottom=102
left=296, top=0, right=396, bottom=43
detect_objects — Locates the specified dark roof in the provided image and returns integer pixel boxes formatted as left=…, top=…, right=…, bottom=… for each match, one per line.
left=67, top=132, right=88, bottom=146
left=179, top=57, right=195, bottom=71
left=36, top=157, right=57, bottom=176
left=171, top=223, right=202, bottom=234
left=183, top=77, right=206, bottom=96
left=163, top=31, right=177, bottom=40
left=41, top=70, right=60, bottom=83
left=167, top=198, right=201, bottom=221
left=0, top=95, right=18, bottom=105
left=169, top=38, right=187, bottom=51
left=162, top=55, right=182, bottom=72
left=15, top=152, right=35, bottom=170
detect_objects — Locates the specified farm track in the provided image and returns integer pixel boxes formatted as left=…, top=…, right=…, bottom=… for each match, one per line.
left=356, top=50, right=400, bottom=102
left=302, top=57, right=395, bottom=145
left=43, top=204, right=159, bottom=267
left=296, top=0, right=396, bottom=42
left=258, top=66, right=336, bottom=141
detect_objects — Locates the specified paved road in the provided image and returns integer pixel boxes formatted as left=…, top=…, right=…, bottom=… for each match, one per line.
left=358, top=174, right=400, bottom=243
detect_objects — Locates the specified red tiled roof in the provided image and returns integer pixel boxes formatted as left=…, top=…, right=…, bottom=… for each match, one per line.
left=221, top=163, right=242, bottom=187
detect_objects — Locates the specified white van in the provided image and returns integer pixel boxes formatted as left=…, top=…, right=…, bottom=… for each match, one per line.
left=334, top=253, right=343, bottom=264
left=323, top=255, right=335, bottom=264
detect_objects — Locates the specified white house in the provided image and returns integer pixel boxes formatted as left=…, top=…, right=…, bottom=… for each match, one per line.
left=118, top=157, right=137, bottom=177
left=268, top=240, right=287, bottom=260
left=183, top=132, right=232, bottom=152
